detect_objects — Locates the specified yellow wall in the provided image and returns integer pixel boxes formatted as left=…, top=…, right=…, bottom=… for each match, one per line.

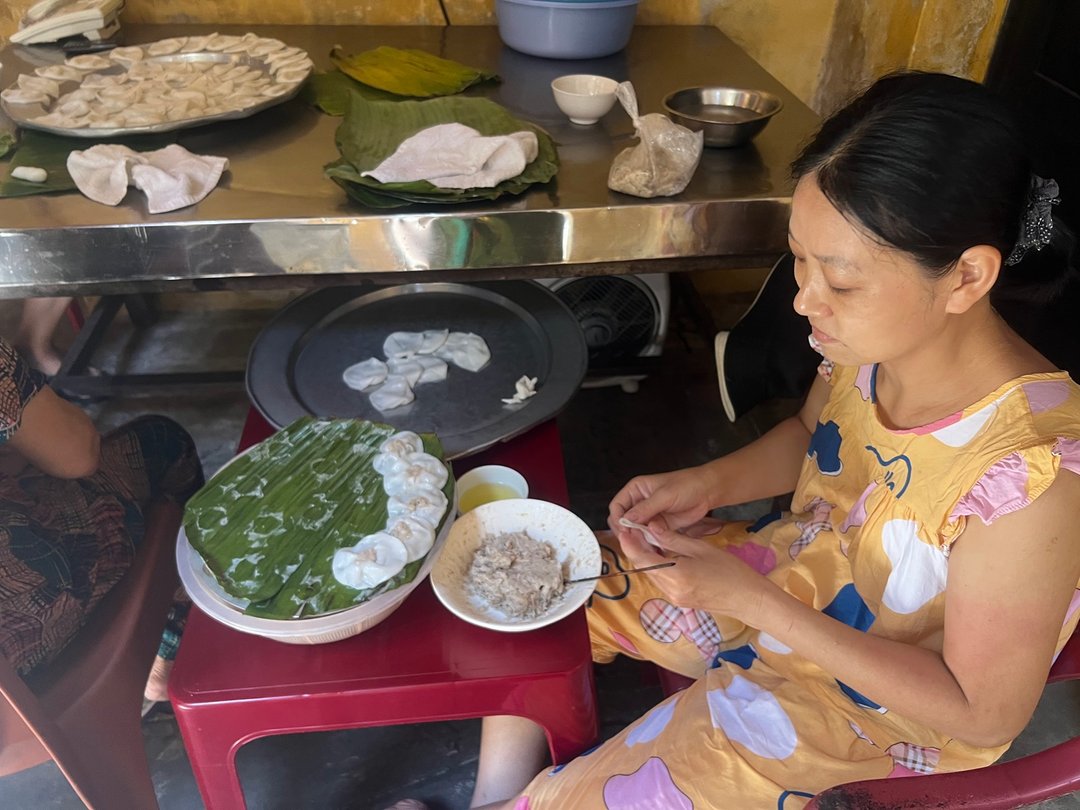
left=2, top=0, right=1010, bottom=113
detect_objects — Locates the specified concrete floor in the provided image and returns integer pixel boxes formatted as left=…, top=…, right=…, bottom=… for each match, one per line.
left=3, top=283, right=1079, bottom=809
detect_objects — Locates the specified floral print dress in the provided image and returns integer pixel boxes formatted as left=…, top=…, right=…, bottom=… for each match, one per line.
left=522, top=361, right=1080, bottom=810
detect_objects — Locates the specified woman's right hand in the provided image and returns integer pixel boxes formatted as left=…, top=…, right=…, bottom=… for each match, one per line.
left=607, top=464, right=719, bottom=537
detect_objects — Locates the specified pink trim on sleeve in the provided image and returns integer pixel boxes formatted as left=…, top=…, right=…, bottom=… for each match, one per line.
left=949, top=452, right=1032, bottom=526
left=1054, top=437, right=1080, bottom=476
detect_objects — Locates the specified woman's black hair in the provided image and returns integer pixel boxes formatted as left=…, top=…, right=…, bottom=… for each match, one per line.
left=791, top=71, right=1076, bottom=305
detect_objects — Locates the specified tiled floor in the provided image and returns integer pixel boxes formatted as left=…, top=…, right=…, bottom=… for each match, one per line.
left=3, top=283, right=1079, bottom=809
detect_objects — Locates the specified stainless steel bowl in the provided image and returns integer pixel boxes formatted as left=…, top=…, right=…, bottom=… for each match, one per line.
left=663, top=86, right=783, bottom=148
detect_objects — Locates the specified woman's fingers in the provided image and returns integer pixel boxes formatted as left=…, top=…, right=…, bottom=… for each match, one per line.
left=609, top=477, right=651, bottom=523
left=683, top=516, right=726, bottom=538
left=617, top=527, right=668, bottom=566
left=649, top=524, right=699, bottom=556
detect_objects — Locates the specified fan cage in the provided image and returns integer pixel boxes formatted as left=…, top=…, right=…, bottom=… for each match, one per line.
left=550, top=275, right=660, bottom=365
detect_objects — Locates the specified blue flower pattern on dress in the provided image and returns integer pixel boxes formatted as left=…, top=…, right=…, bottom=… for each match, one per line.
left=808, top=421, right=844, bottom=475
left=711, top=644, right=759, bottom=670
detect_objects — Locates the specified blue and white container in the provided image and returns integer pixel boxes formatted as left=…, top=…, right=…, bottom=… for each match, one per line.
left=496, top=0, right=640, bottom=60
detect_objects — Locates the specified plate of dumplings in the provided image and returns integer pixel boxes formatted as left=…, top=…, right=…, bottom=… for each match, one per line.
left=0, top=32, right=314, bottom=137
left=245, top=280, right=589, bottom=459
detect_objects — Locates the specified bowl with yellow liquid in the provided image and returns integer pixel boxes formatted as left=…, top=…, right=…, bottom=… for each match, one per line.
left=456, top=465, right=529, bottom=514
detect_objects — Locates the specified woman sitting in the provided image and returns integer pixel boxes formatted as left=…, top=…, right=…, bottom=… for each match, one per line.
left=0, top=335, right=203, bottom=703
left=412, top=71, right=1080, bottom=810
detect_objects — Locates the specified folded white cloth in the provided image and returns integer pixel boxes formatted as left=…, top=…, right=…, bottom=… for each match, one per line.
left=66, top=144, right=229, bottom=213
left=362, top=123, right=538, bottom=189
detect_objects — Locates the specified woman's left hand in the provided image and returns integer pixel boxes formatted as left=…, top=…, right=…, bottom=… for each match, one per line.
left=618, top=522, right=774, bottom=626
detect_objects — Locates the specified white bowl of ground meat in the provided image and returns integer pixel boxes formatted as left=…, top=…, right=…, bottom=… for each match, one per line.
left=431, top=498, right=601, bottom=632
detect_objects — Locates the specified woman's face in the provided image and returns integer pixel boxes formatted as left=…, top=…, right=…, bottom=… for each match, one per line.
left=788, top=176, right=951, bottom=368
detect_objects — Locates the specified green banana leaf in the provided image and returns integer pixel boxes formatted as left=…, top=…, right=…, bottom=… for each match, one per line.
left=301, top=70, right=400, bottom=116
left=328, top=93, right=558, bottom=207
left=0, top=131, right=14, bottom=160
left=183, top=417, right=455, bottom=620
left=329, top=45, right=498, bottom=98
left=0, top=130, right=177, bottom=198
left=0, top=131, right=77, bottom=197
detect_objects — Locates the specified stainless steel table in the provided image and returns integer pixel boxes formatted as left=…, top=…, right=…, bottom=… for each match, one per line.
left=0, top=24, right=818, bottom=298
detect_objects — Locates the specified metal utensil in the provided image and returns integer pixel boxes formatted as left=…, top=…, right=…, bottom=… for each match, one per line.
left=566, top=560, right=676, bottom=585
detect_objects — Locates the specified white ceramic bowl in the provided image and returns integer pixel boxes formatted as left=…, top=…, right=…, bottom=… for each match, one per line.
left=177, top=441, right=457, bottom=644
left=431, top=498, right=601, bottom=632
left=455, top=464, right=529, bottom=514
left=177, top=511, right=455, bottom=644
left=551, top=74, right=619, bottom=125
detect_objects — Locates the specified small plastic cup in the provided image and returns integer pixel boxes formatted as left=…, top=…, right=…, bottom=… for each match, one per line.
left=456, top=465, right=529, bottom=514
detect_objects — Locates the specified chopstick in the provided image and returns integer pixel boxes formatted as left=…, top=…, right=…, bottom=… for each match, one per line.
left=566, top=560, right=677, bottom=585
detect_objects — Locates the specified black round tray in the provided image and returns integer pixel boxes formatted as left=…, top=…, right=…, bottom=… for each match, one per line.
left=246, top=280, right=588, bottom=459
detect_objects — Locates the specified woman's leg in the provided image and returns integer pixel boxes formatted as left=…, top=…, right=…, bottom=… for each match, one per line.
left=14, top=297, right=72, bottom=376
left=143, top=594, right=191, bottom=703
left=469, top=715, right=549, bottom=807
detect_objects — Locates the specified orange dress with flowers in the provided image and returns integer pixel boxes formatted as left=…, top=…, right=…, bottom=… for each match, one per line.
left=519, top=362, right=1080, bottom=810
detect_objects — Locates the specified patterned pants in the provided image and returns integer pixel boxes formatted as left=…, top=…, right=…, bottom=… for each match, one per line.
left=0, top=415, right=204, bottom=676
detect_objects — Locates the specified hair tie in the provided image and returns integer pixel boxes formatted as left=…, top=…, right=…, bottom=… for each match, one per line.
left=1006, top=175, right=1060, bottom=266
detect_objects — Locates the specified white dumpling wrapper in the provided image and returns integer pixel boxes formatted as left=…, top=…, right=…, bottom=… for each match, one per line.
left=1, top=88, right=49, bottom=105
left=275, top=65, right=313, bottom=85
left=66, top=54, right=111, bottom=70
left=148, top=38, right=187, bottom=56
left=332, top=532, right=409, bottom=589
left=204, top=33, right=241, bottom=51
left=382, top=452, right=449, bottom=496
left=250, top=38, right=288, bottom=57
left=435, top=332, right=491, bottom=372
left=386, top=515, right=437, bottom=562
left=387, top=486, right=448, bottom=527
left=35, top=65, right=84, bottom=82
left=368, top=374, right=414, bottom=412
left=343, top=357, right=388, bottom=391
left=415, top=355, right=448, bottom=384
left=386, top=357, right=424, bottom=387
left=18, top=75, right=61, bottom=98
left=378, top=431, right=424, bottom=459
left=383, top=331, right=425, bottom=360
left=417, top=329, right=449, bottom=354
left=373, top=452, right=404, bottom=476
left=181, top=36, right=212, bottom=52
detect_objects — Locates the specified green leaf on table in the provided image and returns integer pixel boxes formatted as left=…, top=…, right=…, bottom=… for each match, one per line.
left=329, top=45, right=498, bottom=98
left=301, top=70, right=400, bottom=116
left=327, top=92, right=558, bottom=208
left=0, top=131, right=15, bottom=160
left=0, top=130, right=178, bottom=198
left=0, top=131, right=78, bottom=197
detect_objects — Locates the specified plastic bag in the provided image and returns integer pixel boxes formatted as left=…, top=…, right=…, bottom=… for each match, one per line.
left=608, top=81, right=703, bottom=198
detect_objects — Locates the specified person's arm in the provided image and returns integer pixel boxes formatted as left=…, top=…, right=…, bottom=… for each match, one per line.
left=609, top=373, right=831, bottom=532
left=629, top=471, right=1080, bottom=747
left=7, top=386, right=100, bottom=479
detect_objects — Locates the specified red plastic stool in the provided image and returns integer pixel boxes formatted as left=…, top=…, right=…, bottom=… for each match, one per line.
left=170, top=412, right=599, bottom=810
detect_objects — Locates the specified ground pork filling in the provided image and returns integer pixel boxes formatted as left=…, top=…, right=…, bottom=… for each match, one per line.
left=467, top=531, right=566, bottom=619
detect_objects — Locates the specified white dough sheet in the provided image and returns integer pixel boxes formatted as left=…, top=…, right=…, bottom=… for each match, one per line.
left=369, top=374, right=415, bottom=412
left=360, top=123, right=539, bottom=190
left=344, top=329, right=489, bottom=413
left=342, top=357, right=388, bottom=391
left=435, top=332, right=491, bottom=372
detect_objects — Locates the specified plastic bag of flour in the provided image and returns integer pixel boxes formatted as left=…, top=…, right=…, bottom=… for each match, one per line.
left=608, top=81, right=703, bottom=198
